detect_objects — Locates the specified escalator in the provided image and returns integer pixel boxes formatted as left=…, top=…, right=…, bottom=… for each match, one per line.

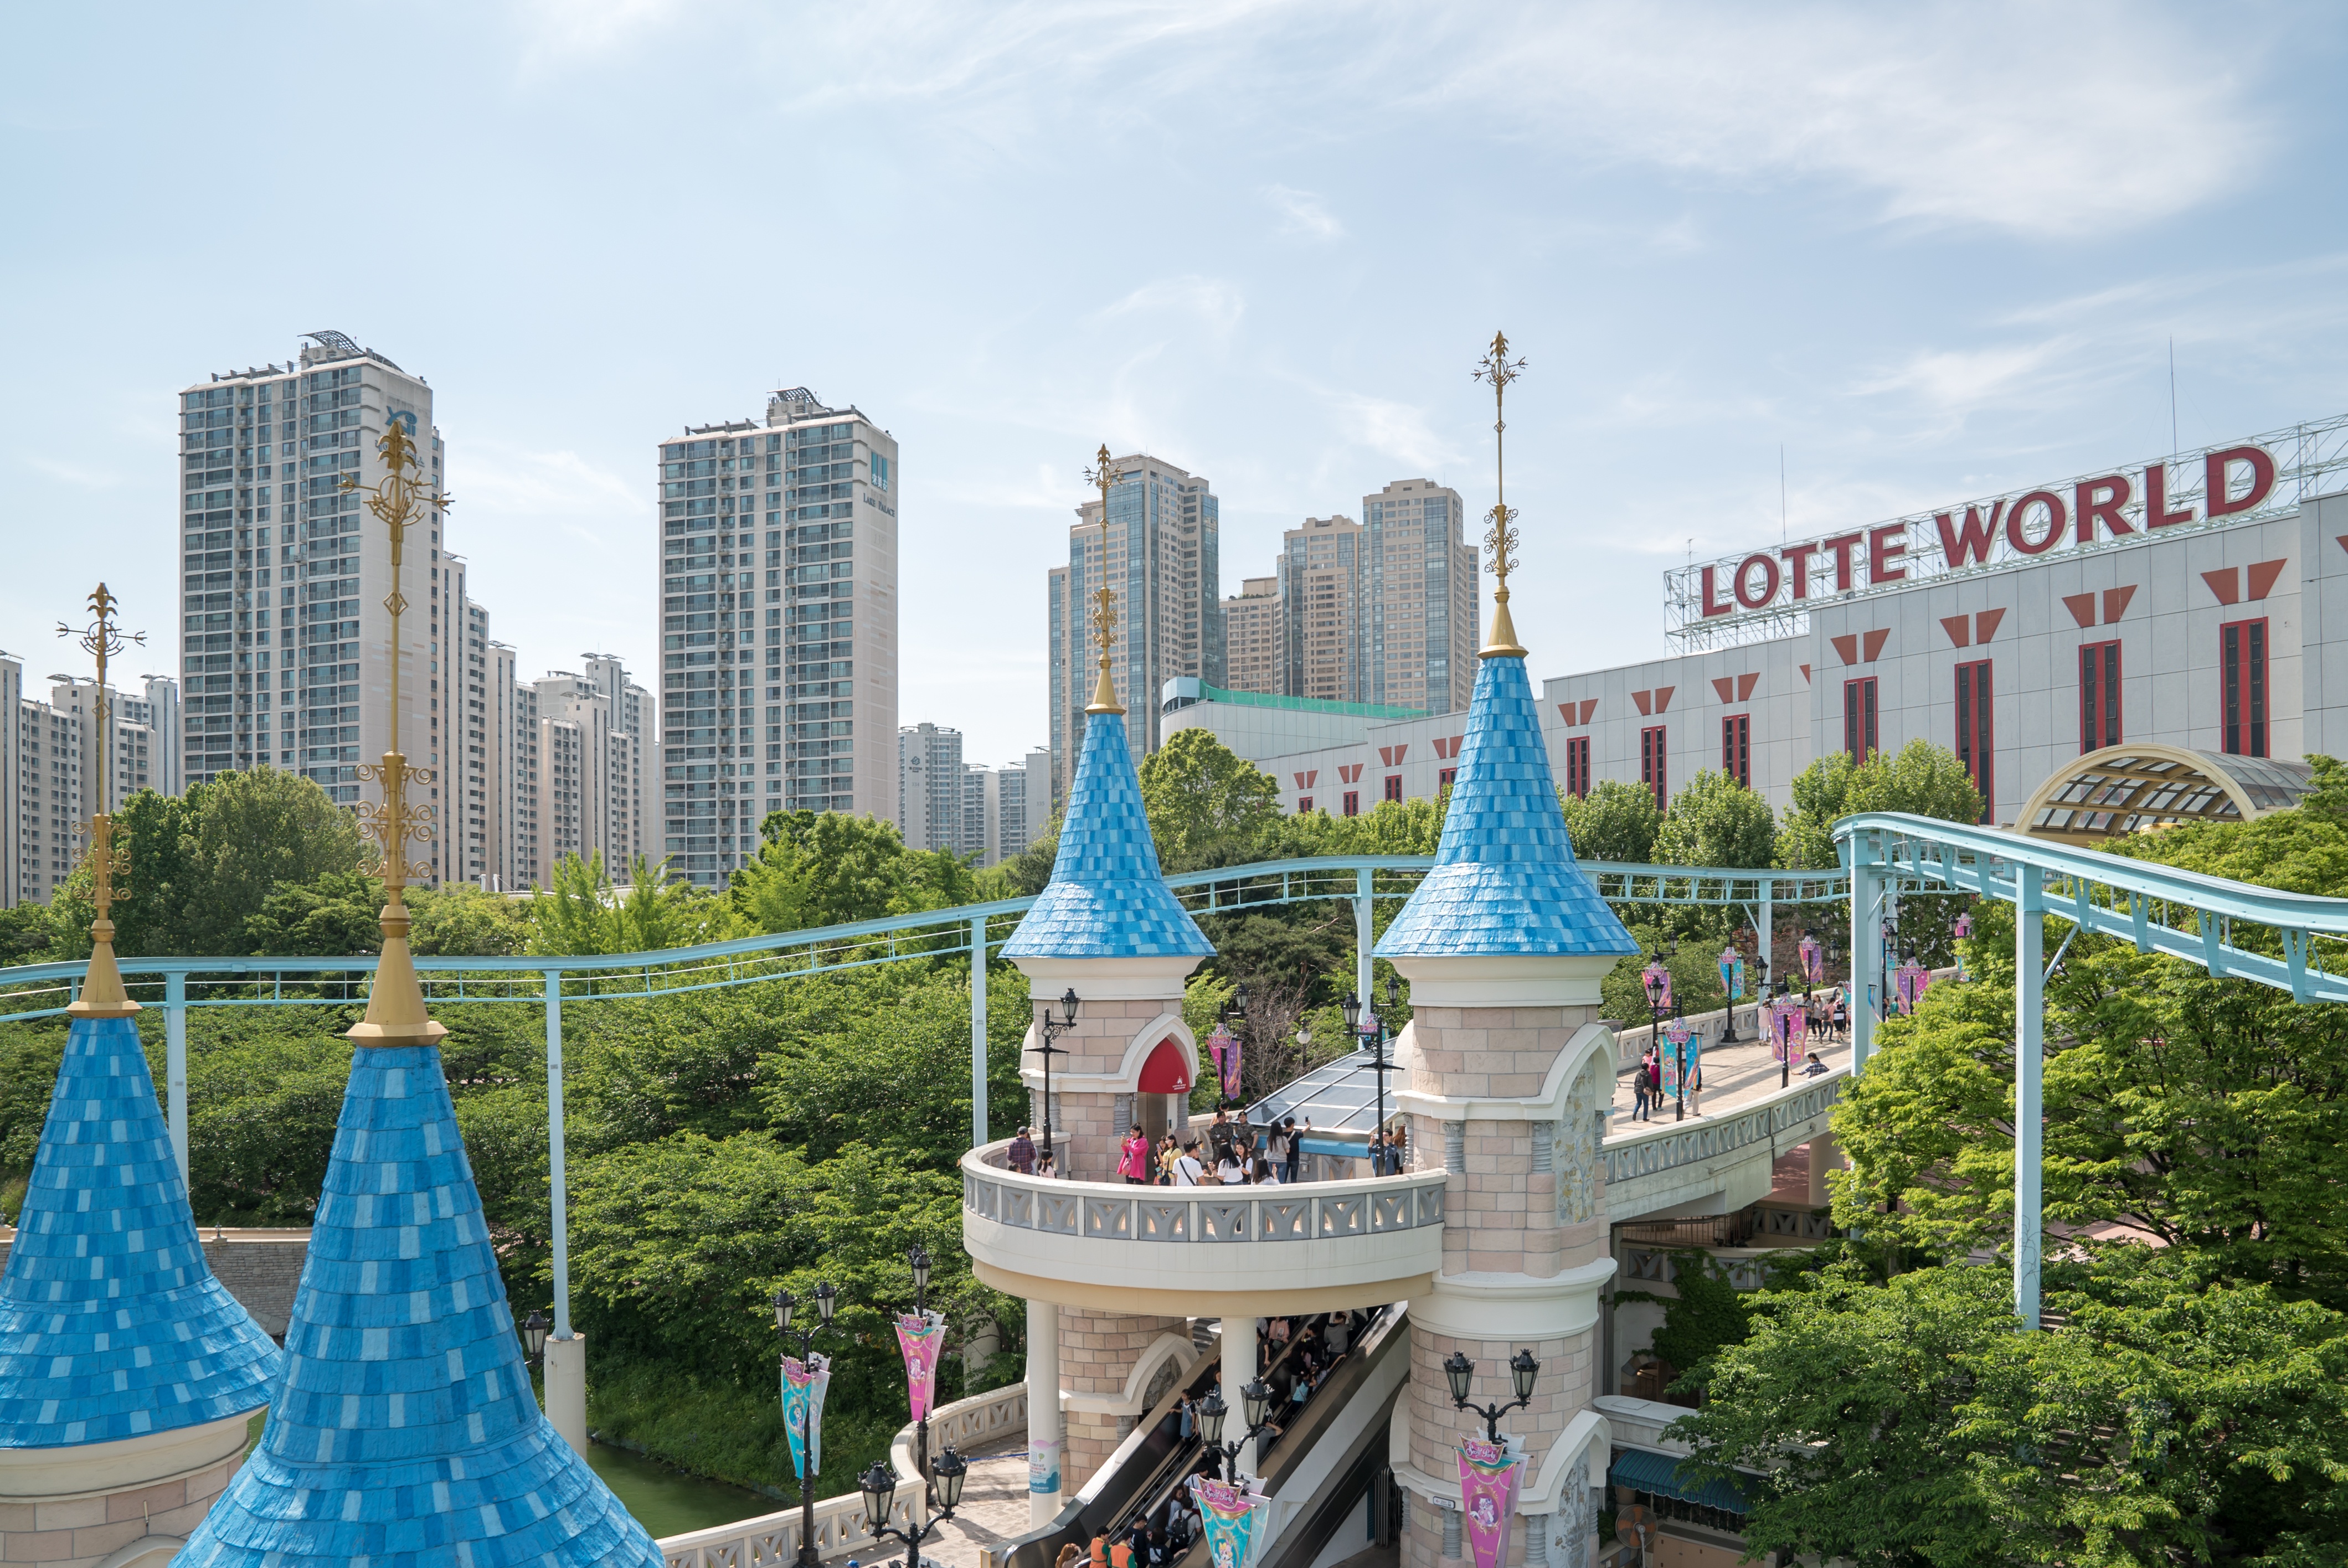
left=993, top=1304, right=1409, bottom=1568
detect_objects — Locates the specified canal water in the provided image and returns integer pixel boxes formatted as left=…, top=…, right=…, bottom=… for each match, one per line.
left=585, top=1440, right=778, bottom=1540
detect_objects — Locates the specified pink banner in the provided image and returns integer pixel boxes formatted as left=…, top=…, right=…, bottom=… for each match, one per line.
left=1188, top=1474, right=1270, bottom=1568
left=895, top=1310, right=948, bottom=1423
left=1457, top=1438, right=1523, bottom=1568
left=1207, top=1022, right=1242, bottom=1101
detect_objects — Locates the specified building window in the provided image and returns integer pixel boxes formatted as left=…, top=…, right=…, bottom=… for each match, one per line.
left=1384, top=774, right=1403, bottom=803
left=1438, top=766, right=1456, bottom=795
left=2222, top=618, right=2268, bottom=757
left=1956, top=658, right=1994, bottom=823
left=1564, top=735, right=1590, bottom=799
left=1843, top=677, right=1878, bottom=763
left=1640, top=725, right=1667, bottom=810
left=1343, top=790, right=1360, bottom=817
left=2079, top=640, right=2120, bottom=753
left=1721, top=713, right=1750, bottom=789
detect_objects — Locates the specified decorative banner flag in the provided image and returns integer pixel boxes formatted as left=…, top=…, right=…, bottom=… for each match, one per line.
left=1660, top=1020, right=1696, bottom=1094
left=780, top=1353, right=832, bottom=1479
left=896, top=1310, right=949, bottom=1424
left=1639, top=959, right=1672, bottom=1014
left=1206, top=1022, right=1243, bottom=1102
left=1893, top=962, right=1931, bottom=1015
left=1457, top=1438, right=1525, bottom=1568
left=1732, top=956, right=1747, bottom=1002
left=1189, top=1474, right=1270, bottom=1568
left=1799, top=933, right=1823, bottom=983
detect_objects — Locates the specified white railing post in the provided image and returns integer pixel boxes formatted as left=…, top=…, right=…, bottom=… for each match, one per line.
left=2014, top=864, right=2044, bottom=1330
left=1355, top=865, right=1373, bottom=1008
left=165, top=968, right=189, bottom=1185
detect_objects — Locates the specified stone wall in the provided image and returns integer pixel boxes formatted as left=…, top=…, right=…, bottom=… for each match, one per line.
left=1057, top=1308, right=1186, bottom=1492
left=0, top=1439, right=246, bottom=1567
left=1022, top=997, right=1183, bottom=1180
left=0, top=1229, right=308, bottom=1342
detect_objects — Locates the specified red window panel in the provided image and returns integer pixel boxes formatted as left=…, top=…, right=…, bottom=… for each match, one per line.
left=1955, top=658, right=1994, bottom=824
left=2078, top=640, right=2120, bottom=753
left=1438, top=766, right=1457, bottom=793
left=1640, top=725, right=1667, bottom=810
left=1343, top=790, right=1360, bottom=817
left=1721, top=713, right=1750, bottom=789
left=1843, top=676, right=1877, bottom=763
left=1383, top=774, right=1403, bottom=803
left=1564, top=735, right=1590, bottom=798
left=1296, top=796, right=1312, bottom=814
left=2221, top=617, right=2268, bottom=757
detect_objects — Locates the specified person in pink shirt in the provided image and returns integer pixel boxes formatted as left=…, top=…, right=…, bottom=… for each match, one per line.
left=1120, top=1123, right=1152, bottom=1185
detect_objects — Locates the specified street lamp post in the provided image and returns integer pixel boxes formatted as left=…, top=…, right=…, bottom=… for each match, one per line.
left=1340, top=976, right=1402, bottom=1173
left=517, top=1308, right=550, bottom=1370
left=1199, top=1381, right=1279, bottom=1483
left=858, top=1447, right=969, bottom=1568
left=906, top=1244, right=934, bottom=1499
left=1030, top=987, right=1080, bottom=1168
left=1443, top=1349, right=1540, bottom=1443
left=774, top=1281, right=839, bottom=1567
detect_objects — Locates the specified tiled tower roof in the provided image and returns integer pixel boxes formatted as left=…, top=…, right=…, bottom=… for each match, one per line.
left=1377, top=654, right=1638, bottom=958
left=177, top=1044, right=661, bottom=1568
left=0, top=1013, right=281, bottom=1448
left=1003, top=711, right=1214, bottom=960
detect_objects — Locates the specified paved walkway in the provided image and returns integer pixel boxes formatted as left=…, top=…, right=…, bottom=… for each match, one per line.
left=1611, top=1023, right=1847, bottom=1127
left=885, top=1442, right=1029, bottom=1568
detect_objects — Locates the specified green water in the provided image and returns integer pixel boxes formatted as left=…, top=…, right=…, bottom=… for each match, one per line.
left=586, top=1440, right=777, bottom=1540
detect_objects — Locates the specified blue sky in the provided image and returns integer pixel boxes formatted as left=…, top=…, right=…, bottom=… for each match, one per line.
left=4, top=2, right=2345, bottom=767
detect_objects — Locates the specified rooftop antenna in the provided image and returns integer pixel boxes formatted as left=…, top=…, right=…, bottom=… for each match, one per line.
left=2168, top=337, right=2179, bottom=452
left=1780, top=445, right=1788, bottom=544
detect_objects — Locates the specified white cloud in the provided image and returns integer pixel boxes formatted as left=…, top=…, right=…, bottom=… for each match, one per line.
left=1265, top=184, right=1345, bottom=241
left=513, top=0, right=693, bottom=70
left=25, top=455, right=123, bottom=489
left=1093, top=276, right=1247, bottom=343
left=454, top=439, right=640, bottom=525
left=1854, top=339, right=2077, bottom=414
left=1322, top=391, right=1460, bottom=471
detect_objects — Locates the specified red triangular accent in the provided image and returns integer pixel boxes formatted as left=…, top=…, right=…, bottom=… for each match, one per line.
left=1736, top=672, right=1759, bottom=701
left=2062, top=592, right=2098, bottom=629
left=1580, top=699, right=1599, bottom=724
left=1939, top=615, right=1971, bottom=648
left=1830, top=635, right=1859, bottom=666
left=2102, top=586, right=2136, bottom=623
left=1390, top=743, right=1408, bottom=764
left=1557, top=704, right=1576, bottom=726
left=1711, top=676, right=1735, bottom=704
left=2247, top=558, right=2288, bottom=600
left=1975, top=608, right=2006, bottom=642
left=1631, top=689, right=1652, bottom=716
left=1860, top=628, right=1891, bottom=662
left=2203, top=568, right=2241, bottom=605
left=1652, top=686, right=1674, bottom=713
left=1799, top=664, right=1811, bottom=684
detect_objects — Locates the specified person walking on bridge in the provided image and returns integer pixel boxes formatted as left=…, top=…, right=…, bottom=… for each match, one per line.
left=1008, top=1126, right=1037, bottom=1174
left=1120, top=1124, right=1152, bottom=1185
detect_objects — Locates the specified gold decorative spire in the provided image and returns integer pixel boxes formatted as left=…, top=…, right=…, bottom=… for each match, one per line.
left=342, top=417, right=452, bottom=1048
left=1474, top=330, right=1530, bottom=659
left=58, top=584, right=144, bottom=1018
left=1083, top=443, right=1125, bottom=715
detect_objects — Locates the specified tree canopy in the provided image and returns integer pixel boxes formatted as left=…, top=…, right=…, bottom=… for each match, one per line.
left=1775, top=740, right=1985, bottom=871
left=729, top=811, right=974, bottom=935
left=1138, top=728, right=1282, bottom=872
left=1653, top=768, right=1777, bottom=870
left=1561, top=779, right=1661, bottom=864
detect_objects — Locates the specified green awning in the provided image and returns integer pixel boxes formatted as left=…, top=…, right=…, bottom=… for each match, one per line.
left=1609, top=1448, right=1753, bottom=1514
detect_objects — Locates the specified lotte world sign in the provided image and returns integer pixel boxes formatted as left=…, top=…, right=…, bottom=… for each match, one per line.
left=1663, top=414, right=2348, bottom=649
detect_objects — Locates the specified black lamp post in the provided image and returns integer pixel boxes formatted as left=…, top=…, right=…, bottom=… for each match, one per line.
left=775, top=1281, right=839, bottom=1567
left=906, top=1244, right=934, bottom=1498
left=1217, top=982, right=1250, bottom=1108
left=518, top=1308, right=550, bottom=1370
left=1443, top=1348, right=1539, bottom=1443
left=1198, top=1380, right=1279, bottom=1482
left=1031, top=987, right=1080, bottom=1167
left=1340, top=975, right=1402, bottom=1173
left=858, top=1447, right=968, bottom=1568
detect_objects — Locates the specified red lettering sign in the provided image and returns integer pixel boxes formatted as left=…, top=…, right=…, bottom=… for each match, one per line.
left=1935, top=502, right=2002, bottom=568
left=2074, top=475, right=2132, bottom=543
left=1868, top=524, right=1908, bottom=585
left=1821, top=533, right=1866, bottom=591
left=2205, top=446, right=2277, bottom=518
left=1779, top=540, right=1817, bottom=599
left=2146, top=461, right=2194, bottom=528
left=1733, top=554, right=1781, bottom=610
left=2006, top=491, right=2066, bottom=555
left=1700, top=564, right=1732, bottom=618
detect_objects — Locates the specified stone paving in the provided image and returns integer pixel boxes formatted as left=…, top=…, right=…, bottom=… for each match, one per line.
left=1610, top=1019, right=1848, bottom=1126
left=864, top=1441, right=1029, bottom=1568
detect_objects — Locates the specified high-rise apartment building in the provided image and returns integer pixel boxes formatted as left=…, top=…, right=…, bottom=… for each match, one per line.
left=177, top=331, right=460, bottom=881
left=120, top=677, right=183, bottom=798
left=1360, top=479, right=1477, bottom=716
left=657, top=387, right=899, bottom=888
left=491, top=641, right=538, bottom=891
left=1221, top=576, right=1283, bottom=695
left=0, top=658, right=171, bottom=907
left=1280, top=515, right=1364, bottom=703
left=899, top=721, right=964, bottom=854
left=1049, top=453, right=1221, bottom=798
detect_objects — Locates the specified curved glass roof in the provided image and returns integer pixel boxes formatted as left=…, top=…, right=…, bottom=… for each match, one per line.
left=2021, top=745, right=2314, bottom=844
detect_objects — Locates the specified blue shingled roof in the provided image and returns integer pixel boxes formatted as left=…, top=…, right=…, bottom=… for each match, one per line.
left=1377, top=654, right=1639, bottom=958
left=177, top=1044, right=661, bottom=1568
left=0, top=1013, right=281, bottom=1448
left=1003, top=711, right=1214, bottom=960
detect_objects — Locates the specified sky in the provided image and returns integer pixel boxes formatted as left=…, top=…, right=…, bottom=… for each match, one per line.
left=4, top=1, right=2346, bottom=767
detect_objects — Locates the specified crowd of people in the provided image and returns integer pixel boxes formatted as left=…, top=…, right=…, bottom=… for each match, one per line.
left=1004, top=1110, right=1412, bottom=1185
left=1623, top=988, right=1848, bottom=1122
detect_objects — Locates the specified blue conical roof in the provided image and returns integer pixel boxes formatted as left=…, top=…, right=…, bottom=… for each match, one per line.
left=1377, top=654, right=1638, bottom=958
left=0, top=1013, right=281, bottom=1448
left=1003, top=710, right=1214, bottom=960
left=177, top=1044, right=661, bottom=1568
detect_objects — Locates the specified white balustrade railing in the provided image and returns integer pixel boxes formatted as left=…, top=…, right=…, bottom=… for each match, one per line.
left=656, top=1385, right=1027, bottom=1567
left=961, top=1141, right=1448, bottom=1244
left=1600, top=1068, right=1846, bottom=1195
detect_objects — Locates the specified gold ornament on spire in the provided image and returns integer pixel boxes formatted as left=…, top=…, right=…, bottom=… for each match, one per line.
left=1083, top=443, right=1125, bottom=715
left=341, top=416, right=452, bottom=1047
left=58, top=584, right=145, bottom=1018
left=1474, top=330, right=1530, bottom=658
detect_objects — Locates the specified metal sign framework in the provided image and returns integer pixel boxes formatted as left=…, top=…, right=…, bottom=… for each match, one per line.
left=1665, top=413, right=2348, bottom=651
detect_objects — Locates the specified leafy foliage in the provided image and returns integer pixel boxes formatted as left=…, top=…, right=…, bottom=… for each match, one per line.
left=1775, top=740, right=1985, bottom=871
left=1560, top=779, right=1661, bottom=864
left=1138, top=728, right=1281, bottom=871
left=532, top=852, right=729, bottom=956
left=730, top=812, right=974, bottom=935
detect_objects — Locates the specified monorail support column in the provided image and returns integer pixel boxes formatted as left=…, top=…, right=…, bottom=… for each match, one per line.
left=1846, top=834, right=1877, bottom=1076
left=166, top=967, right=189, bottom=1183
left=2014, top=865, right=2044, bottom=1331
left=544, top=967, right=588, bottom=1454
left=1027, top=1297, right=1065, bottom=1528
left=972, top=913, right=990, bottom=1148
left=1356, top=865, right=1374, bottom=1015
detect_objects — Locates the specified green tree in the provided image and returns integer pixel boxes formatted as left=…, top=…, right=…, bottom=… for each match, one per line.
left=1775, top=740, right=1984, bottom=871
left=531, top=852, right=726, bottom=956
left=50, top=770, right=370, bottom=957
left=730, top=811, right=971, bottom=935
left=1654, top=769, right=1776, bottom=870
left=1672, top=1254, right=2348, bottom=1567
left=409, top=883, right=533, bottom=957
left=1137, top=728, right=1281, bottom=872
left=242, top=870, right=390, bottom=956
left=1278, top=796, right=1448, bottom=857
left=0, top=904, right=52, bottom=967
left=1560, top=779, right=1661, bottom=864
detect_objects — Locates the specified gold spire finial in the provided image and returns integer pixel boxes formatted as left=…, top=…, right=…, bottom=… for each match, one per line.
left=1473, top=330, right=1530, bottom=659
left=1082, top=443, right=1125, bottom=715
left=342, top=416, right=452, bottom=1047
left=59, top=584, right=145, bottom=1017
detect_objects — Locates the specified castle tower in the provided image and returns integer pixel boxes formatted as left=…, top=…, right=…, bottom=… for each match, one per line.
left=1375, top=338, right=1635, bottom=1568
left=174, top=420, right=663, bottom=1567
left=0, top=585, right=283, bottom=1568
left=997, top=447, right=1218, bottom=1525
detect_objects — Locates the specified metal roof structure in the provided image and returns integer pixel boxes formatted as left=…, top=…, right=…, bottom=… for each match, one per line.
left=2016, top=744, right=2315, bottom=844
left=1245, top=1048, right=1397, bottom=1141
